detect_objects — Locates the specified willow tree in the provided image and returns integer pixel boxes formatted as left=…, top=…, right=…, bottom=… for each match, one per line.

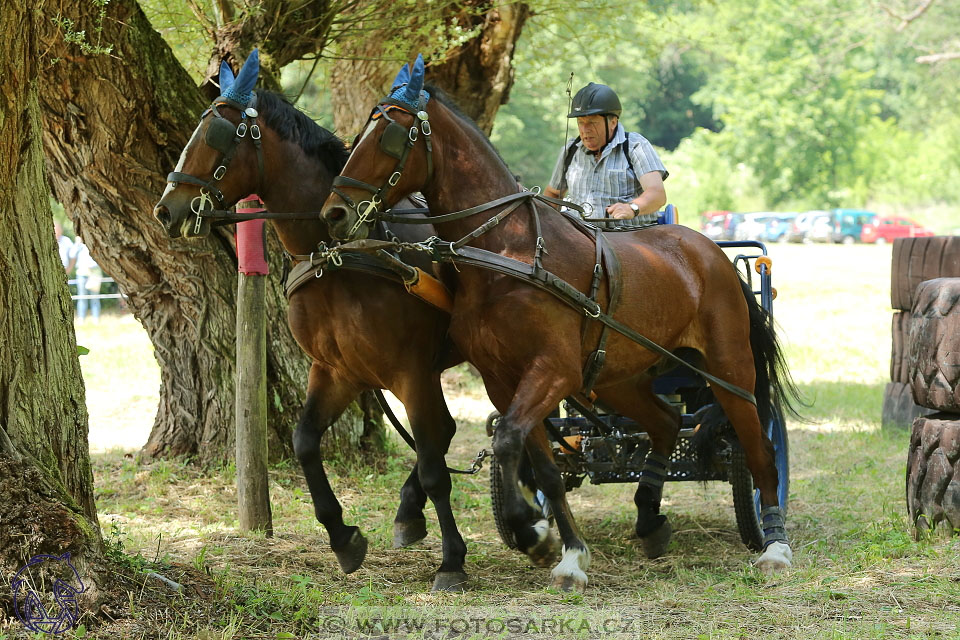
left=329, top=1, right=530, bottom=137
left=37, top=0, right=375, bottom=464
left=36, top=0, right=532, bottom=466
left=0, top=0, right=103, bottom=608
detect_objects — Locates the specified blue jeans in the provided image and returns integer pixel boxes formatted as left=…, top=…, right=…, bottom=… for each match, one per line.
left=75, top=274, right=101, bottom=321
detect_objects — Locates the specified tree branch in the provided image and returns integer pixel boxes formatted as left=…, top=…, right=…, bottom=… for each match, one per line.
left=879, top=0, right=938, bottom=31
left=915, top=50, right=960, bottom=63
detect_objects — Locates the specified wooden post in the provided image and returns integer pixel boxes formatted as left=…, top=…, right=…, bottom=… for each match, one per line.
left=235, top=197, right=273, bottom=535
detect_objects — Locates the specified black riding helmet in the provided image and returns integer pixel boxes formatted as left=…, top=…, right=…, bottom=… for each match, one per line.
left=567, top=82, right=622, bottom=118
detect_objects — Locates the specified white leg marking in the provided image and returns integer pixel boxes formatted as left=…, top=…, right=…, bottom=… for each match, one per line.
left=550, top=545, right=590, bottom=585
left=755, top=541, right=793, bottom=573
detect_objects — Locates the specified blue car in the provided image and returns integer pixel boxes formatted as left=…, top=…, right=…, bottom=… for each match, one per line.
left=762, top=214, right=796, bottom=243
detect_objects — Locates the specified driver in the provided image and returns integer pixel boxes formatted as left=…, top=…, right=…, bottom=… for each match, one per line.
left=544, top=82, right=668, bottom=222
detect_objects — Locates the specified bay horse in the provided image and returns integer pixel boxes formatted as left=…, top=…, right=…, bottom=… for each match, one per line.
left=321, top=55, right=799, bottom=591
left=152, top=50, right=473, bottom=591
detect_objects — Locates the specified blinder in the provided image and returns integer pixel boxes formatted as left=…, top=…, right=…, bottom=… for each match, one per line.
left=380, top=122, right=410, bottom=160
left=331, top=95, right=434, bottom=236
left=205, top=116, right=239, bottom=154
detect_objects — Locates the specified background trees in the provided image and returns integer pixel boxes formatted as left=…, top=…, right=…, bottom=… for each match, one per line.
left=12, top=0, right=960, bottom=474
left=493, top=0, right=960, bottom=224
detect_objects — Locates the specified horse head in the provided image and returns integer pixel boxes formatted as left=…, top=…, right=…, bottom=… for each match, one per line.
left=154, top=49, right=265, bottom=239
left=322, top=54, right=435, bottom=241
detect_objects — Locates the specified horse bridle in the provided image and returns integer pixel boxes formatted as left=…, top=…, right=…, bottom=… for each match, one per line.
left=330, top=95, right=434, bottom=237
left=166, top=94, right=266, bottom=233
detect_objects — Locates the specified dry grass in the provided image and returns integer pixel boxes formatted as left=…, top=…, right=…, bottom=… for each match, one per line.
left=25, top=243, right=960, bottom=639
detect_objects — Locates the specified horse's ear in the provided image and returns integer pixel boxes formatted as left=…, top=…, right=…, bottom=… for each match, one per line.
left=390, top=62, right=411, bottom=91
left=404, top=54, right=425, bottom=104
left=223, top=48, right=260, bottom=104
left=219, top=59, right=236, bottom=93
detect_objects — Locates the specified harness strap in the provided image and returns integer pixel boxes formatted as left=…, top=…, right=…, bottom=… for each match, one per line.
left=581, top=232, right=622, bottom=396
left=434, top=244, right=758, bottom=406
left=283, top=250, right=453, bottom=313
left=451, top=196, right=530, bottom=250
left=380, top=191, right=535, bottom=225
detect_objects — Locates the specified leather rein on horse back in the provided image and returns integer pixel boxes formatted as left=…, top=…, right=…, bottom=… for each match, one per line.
left=334, top=189, right=760, bottom=408
left=200, top=188, right=758, bottom=407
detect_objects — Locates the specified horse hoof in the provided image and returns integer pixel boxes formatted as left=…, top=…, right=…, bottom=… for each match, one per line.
left=332, top=529, right=368, bottom=574
left=525, top=519, right=560, bottom=568
left=754, top=541, right=793, bottom=574
left=550, top=572, right=587, bottom=593
left=393, top=518, right=428, bottom=548
left=639, top=518, right=672, bottom=559
left=432, top=571, right=469, bottom=592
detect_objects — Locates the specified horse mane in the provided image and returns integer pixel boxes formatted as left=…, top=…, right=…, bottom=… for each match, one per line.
left=424, top=84, right=512, bottom=174
left=256, top=90, right=351, bottom=176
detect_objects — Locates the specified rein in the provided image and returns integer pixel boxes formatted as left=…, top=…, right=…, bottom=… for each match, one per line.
left=334, top=176, right=759, bottom=406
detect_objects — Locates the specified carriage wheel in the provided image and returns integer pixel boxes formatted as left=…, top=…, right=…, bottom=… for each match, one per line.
left=730, top=407, right=789, bottom=551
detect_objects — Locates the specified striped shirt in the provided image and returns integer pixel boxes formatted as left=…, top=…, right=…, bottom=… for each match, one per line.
left=548, top=124, right=668, bottom=220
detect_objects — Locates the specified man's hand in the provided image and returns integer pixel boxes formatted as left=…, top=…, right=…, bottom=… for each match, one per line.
left=606, top=202, right=636, bottom=219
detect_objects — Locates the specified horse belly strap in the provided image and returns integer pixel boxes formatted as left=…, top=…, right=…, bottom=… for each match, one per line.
left=581, top=231, right=623, bottom=397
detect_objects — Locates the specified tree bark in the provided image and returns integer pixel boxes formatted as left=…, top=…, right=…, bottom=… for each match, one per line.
left=427, top=2, right=530, bottom=134
left=0, top=0, right=103, bottom=611
left=34, top=0, right=387, bottom=465
left=329, top=1, right=530, bottom=137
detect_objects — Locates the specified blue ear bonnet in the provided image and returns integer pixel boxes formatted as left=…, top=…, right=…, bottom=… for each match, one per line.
left=220, top=49, right=260, bottom=105
left=387, top=54, right=430, bottom=110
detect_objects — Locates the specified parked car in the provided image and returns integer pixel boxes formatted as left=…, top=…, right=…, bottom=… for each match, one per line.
left=861, top=216, right=934, bottom=244
left=762, top=213, right=797, bottom=242
left=736, top=212, right=777, bottom=241
left=807, top=214, right=834, bottom=243
left=830, top=209, right=877, bottom=244
left=701, top=211, right=730, bottom=241
left=787, top=211, right=826, bottom=243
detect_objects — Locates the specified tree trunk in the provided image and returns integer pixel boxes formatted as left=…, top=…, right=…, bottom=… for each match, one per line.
left=329, top=1, right=530, bottom=137
left=427, top=2, right=530, bottom=134
left=36, top=0, right=379, bottom=465
left=0, top=0, right=103, bottom=615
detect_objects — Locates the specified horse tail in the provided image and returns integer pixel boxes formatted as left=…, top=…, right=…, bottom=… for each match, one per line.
left=692, top=273, right=805, bottom=475
left=738, top=275, right=805, bottom=427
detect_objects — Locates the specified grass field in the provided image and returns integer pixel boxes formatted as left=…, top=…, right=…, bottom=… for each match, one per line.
left=62, top=243, right=960, bottom=639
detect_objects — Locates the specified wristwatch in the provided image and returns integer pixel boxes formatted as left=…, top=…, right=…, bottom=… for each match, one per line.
left=629, top=203, right=640, bottom=216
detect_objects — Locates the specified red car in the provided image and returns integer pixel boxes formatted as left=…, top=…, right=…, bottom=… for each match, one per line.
left=860, top=216, right=934, bottom=244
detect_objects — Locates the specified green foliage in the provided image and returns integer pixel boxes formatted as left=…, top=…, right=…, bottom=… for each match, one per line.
left=52, top=0, right=114, bottom=57
left=494, top=0, right=960, bottom=217
left=139, top=0, right=960, bottom=218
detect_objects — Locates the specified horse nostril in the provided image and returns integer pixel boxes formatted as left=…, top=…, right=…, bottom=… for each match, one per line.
left=326, top=206, right=346, bottom=223
left=154, top=204, right=172, bottom=227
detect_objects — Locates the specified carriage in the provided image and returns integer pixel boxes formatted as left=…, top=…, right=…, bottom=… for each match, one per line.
left=487, top=220, right=790, bottom=553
